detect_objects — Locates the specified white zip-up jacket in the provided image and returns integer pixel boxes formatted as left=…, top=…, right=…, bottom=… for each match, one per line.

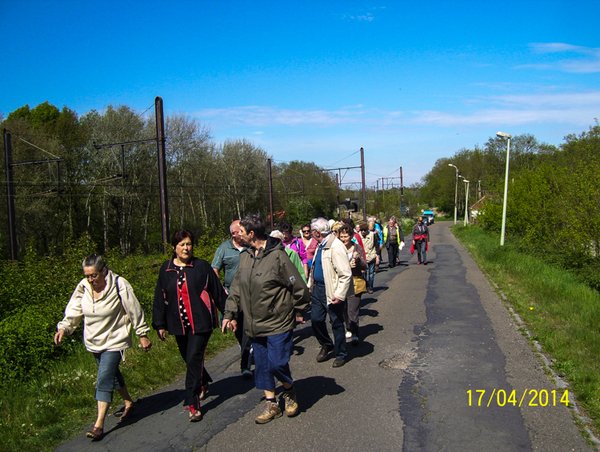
left=57, top=270, right=150, bottom=352
left=308, top=234, right=353, bottom=304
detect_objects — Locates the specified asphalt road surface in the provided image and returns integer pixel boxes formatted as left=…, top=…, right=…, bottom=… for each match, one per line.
left=56, top=222, right=593, bottom=452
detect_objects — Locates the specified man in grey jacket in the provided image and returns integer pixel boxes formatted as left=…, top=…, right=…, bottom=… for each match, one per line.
left=223, top=214, right=310, bottom=424
left=308, top=217, right=353, bottom=368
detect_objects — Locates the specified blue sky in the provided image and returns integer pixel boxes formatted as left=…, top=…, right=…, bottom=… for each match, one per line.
left=2, top=0, right=599, bottom=186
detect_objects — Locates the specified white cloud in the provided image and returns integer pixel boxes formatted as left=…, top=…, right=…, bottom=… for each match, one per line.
left=194, top=90, right=600, bottom=131
left=520, top=43, right=600, bottom=73
left=195, top=105, right=370, bottom=127
left=407, top=91, right=600, bottom=127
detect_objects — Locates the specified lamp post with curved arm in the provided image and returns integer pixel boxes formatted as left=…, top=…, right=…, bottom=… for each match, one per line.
left=497, top=131, right=512, bottom=246
left=448, top=164, right=459, bottom=224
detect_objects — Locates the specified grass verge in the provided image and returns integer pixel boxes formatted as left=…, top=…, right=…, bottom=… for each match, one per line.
left=453, top=225, right=600, bottom=436
left=0, top=328, right=237, bottom=452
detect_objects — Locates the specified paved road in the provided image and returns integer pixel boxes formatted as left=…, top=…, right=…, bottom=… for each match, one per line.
left=56, top=223, right=592, bottom=452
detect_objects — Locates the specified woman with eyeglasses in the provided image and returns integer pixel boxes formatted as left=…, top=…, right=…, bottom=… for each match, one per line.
left=54, top=255, right=152, bottom=440
left=300, top=222, right=318, bottom=269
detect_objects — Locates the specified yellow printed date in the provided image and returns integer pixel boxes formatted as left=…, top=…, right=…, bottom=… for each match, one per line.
left=467, top=389, right=569, bottom=407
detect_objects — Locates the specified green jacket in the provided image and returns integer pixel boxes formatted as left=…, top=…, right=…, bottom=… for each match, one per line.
left=224, top=236, right=310, bottom=337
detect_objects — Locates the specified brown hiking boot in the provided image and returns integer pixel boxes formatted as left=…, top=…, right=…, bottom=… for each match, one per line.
left=281, top=389, right=299, bottom=417
left=255, top=400, right=282, bottom=424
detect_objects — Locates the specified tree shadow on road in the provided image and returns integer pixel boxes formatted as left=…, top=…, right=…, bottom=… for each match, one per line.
left=294, top=375, right=345, bottom=413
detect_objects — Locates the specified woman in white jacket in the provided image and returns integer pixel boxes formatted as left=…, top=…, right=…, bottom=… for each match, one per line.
left=54, top=255, right=151, bottom=440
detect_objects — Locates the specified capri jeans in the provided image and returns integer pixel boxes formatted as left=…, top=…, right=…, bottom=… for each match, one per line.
left=251, top=330, right=294, bottom=391
left=93, top=350, right=126, bottom=403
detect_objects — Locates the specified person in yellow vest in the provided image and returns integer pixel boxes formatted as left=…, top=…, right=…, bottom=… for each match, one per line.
left=382, top=216, right=404, bottom=268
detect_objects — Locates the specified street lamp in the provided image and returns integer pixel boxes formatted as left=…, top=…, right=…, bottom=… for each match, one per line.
left=462, top=179, right=470, bottom=226
left=448, top=164, right=459, bottom=224
left=497, top=131, right=512, bottom=246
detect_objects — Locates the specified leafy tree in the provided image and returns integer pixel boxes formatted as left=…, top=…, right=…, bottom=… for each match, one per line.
left=1, top=101, right=90, bottom=255
left=6, top=104, right=30, bottom=122
left=218, top=138, right=270, bottom=220
left=273, top=160, right=337, bottom=223
left=29, top=100, right=60, bottom=129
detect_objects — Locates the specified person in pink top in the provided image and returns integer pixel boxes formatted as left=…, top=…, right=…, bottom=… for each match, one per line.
left=281, top=223, right=309, bottom=280
left=300, top=222, right=318, bottom=269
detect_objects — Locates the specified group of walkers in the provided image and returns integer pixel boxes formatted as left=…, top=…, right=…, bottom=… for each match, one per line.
left=54, top=213, right=430, bottom=439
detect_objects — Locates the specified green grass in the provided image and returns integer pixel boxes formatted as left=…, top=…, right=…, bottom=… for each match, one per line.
left=453, top=225, right=600, bottom=434
left=0, top=328, right=237, bottom=452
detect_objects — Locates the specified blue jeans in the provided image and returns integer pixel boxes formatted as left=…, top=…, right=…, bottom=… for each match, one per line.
left=311, top=283, right=347, bottom=360
left=366, top=260, right=376, bottom=290
left=416, top=241, right=427, bottom=263
left=251, top=330, right=294, bottom=391
left=94, top=351, right=125, bottom=403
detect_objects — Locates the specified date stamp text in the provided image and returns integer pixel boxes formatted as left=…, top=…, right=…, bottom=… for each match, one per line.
left=467, top=389, right=569, bottom=407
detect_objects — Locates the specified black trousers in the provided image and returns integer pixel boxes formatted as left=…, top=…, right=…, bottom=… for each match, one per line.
left=387, top=243, right=399, bottom=267
left=176, top=329, right=213, bottom=409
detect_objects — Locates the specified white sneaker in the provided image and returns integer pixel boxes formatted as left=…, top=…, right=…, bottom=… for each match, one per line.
left=345, top=331, right=352, bottom=339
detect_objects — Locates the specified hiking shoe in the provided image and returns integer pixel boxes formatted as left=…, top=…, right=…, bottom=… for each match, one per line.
left=255, top=400, right=282, bottom=424
left=332, top=358, right=346, bottom=368
left=316, top=345, right=333, bottom=362
left=281, top=389, right=299, bottom=417
left=186, top=405, right=202, bottom=422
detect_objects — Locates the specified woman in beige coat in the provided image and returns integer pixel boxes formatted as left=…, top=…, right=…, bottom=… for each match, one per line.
left=54, top=255, right=151, bottom=440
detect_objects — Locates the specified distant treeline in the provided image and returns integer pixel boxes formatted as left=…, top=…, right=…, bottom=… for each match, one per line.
left=0, top=102, right=340, bottom=258
left=420, top=122, right=600, bottom=289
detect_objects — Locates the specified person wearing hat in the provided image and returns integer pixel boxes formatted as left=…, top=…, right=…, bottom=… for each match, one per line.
left=412, top=216, right=430, bottom=265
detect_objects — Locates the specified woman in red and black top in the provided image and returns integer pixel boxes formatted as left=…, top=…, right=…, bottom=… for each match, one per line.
left=153, top=229, right=226, bottom=422
left=411, top=216, right=431, bottom=265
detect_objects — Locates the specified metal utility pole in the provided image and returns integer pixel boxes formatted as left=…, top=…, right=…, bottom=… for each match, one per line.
left=155, top=97, right=169, bottom=249
left=399, top=166, right=405, bottom=217
left=360, top=147, right=366, bottom=221
left=319, top=155, right=363, bottom=219
left=4, top=129, right=17, bottom=262
left=268, top=158, right=274, bottom=230
left=448, top=164, right=459, bottom=225
left=336, top=173, right=340, bottom=219
left=4, top=130, right=65, bottom=261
